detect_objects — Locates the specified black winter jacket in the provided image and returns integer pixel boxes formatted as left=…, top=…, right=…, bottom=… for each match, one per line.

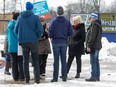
left=68, top=23, right=85, bottom=56
left=86, top=20, right=102, bottom=50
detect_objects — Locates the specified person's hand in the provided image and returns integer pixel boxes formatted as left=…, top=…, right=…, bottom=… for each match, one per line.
left=87, top=47, right=91, bottom=52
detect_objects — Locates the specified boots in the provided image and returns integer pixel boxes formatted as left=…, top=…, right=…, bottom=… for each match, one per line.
left=75, top=73, right=80, bottom=78
left=40, top=73, right=45, bottom=80
left=4, top=62, right=11, bottom=75
left=4, top=68, right=11, bottom=75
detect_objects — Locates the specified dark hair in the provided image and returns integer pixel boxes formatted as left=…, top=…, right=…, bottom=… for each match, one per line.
left=57, top=6, right=64, bottom=15
left=12, top=12, right=20, bottom=20
left=40, top=16, right=45, bottom=22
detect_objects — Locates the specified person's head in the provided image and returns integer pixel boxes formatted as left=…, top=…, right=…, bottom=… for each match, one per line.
left=12, top=12, right=20, bottom=20
left=26, top=2, right=34, bottom=11
left=39, top=16, right=45, bottom=25
left=57, top=6, right=64, bottom=16
left=73, top=16, right=83, bottom=25
left=89, top=12, right=98, bottom=22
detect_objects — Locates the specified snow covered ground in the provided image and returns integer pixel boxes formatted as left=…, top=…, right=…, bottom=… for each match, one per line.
left=0, top=35, right=116, bottom=87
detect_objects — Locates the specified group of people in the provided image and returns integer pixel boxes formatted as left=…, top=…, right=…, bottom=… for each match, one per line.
left=3, top=1, right=102, bottom=84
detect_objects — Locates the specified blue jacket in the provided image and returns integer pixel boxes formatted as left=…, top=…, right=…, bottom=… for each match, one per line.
left=7, top=19, right=18, bottom=52
left=49, top=16, right=73, bottom=44
left=15, top=10, right=43, bottom=43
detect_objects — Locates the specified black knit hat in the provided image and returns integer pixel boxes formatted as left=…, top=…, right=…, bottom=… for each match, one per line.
left=57, top=6, right=64, bottom=15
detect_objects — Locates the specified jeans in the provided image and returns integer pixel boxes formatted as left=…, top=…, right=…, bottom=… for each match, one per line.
left=10, top=53, right=24, bottom=80
left=21, top=42, right=40, bottom=82
left=52, top=43, right=67, bottom=81
left=90, top=50, right=100, bottom=80
left=5, top=53, right=11, bottom=62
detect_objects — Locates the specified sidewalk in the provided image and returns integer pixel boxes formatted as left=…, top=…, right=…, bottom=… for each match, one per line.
left=0, top=54, right=116, bottom=87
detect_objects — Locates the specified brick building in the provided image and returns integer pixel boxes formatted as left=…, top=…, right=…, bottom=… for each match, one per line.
left=0, top=14, right=12, bottom=34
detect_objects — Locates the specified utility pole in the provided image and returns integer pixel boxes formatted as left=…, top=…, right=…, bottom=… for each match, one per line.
left=3, top=0, right=5, bottom=19
left=3, top=0, right=5, bottom=31
left=99, top=0, right=100, bottom=15
left=96, top=0, right=100, bottom=19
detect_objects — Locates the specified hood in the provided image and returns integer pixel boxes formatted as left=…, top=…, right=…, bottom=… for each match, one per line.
left=56, top=16, right=66, bottom=23
left=21, top=10, right=34, bottom=18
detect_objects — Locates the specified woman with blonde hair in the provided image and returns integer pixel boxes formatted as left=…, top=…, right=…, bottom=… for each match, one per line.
left=67, top=16, right=85, bottom=78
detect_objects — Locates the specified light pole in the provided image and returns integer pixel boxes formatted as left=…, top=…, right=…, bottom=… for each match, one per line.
left=98, top=0, right=100, bottom=19
left=3, top=0, right=5, bottom=19
left=3, top=0, right=5, bottom=31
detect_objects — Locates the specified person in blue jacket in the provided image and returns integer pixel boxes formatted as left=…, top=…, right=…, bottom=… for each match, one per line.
left=49, top=6, right=73, bottom=82
left=15, top=2, right=43, bottom=84
left=7, top=12, right=25, bottom=81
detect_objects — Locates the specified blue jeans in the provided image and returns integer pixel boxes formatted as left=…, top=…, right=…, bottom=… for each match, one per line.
left=52, top=43, right=67, bottom=81
left=90, top=50, right=100, bottom=80
left=5, top=53, right=11, bottom=62
left=21, top=42, right=40, bottom=82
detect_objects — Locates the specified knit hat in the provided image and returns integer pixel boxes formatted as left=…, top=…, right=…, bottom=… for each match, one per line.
left=89, top=12, right=98, bottom=20
left=57, top=6, right=64, bottom=15
left=26, top=2, right=33, bottom=10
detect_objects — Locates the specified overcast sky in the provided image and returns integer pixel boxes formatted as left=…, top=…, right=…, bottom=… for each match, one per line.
left=0, top=0, right=114, bottom=12
left=24, top=0, right=114, bottom=8
left=48, top=0, right=114, bottom=7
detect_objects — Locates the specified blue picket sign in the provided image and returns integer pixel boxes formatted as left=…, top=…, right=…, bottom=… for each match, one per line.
left=33, top=0, right=50, bottom=15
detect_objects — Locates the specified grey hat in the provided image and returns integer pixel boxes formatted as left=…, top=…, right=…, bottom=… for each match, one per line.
left=57, top=6, right=64, bottom=15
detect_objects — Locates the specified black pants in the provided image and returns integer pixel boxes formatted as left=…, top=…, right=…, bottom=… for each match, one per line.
left=10, top=53, right=24, bottom=80
left=21, top=42, right=40, bottom=82
left=67, top=54, right=82, bottom=74
left=39, top=54, right=48, bottom=75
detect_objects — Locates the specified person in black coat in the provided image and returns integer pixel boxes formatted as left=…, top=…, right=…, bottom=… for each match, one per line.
left=67, top=16, right=85, bottom=78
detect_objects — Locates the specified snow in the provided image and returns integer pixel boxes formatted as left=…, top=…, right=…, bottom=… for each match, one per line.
left=0, top=35, right=116, bottom=87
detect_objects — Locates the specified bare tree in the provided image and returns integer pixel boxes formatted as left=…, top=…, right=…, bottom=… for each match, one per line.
left=100, top=0, right=116, bottom=13
left=1, top=0, right=22, bottom=13
left=109, top=0, right=116, bottom=13
left=49, top=7, right=56, bottom=20
left=65, top=0, right=107, bottom=19
left=65, top=0, right=106, bottom=13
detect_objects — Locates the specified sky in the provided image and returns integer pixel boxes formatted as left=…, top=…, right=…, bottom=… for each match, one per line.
left=0, top=0, right=114, bottom=11
left=26, top=0, right=114, bottom=8
left=0, top=0, right=114, bottom=13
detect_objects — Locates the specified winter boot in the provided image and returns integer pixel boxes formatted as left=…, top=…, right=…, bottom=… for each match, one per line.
left=40, top=73, right=45, bottom=80
left=75, top=73, right=80, bottom=78
left=4, top=68, right=11, bottom=75
left=4, top=62, right=11, bottom=75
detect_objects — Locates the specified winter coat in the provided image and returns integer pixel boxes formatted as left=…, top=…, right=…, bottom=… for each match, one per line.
left=38, top=23, right=51, bottom=55
left=68, top=23, right=85, bottom=56
left=86, top=20, right=102, bottom=50
left=49, top=16, right=73, bottom=44
left=7, top=19, right=18, bottom=52
left=15, top=10, right=43, bottom=44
